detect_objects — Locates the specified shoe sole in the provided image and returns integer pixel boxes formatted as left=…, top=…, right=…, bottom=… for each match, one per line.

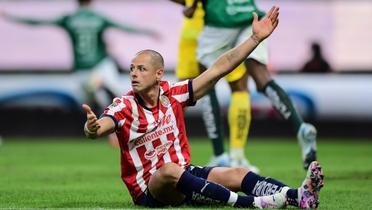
left=308, top=161, right=324, bottom=209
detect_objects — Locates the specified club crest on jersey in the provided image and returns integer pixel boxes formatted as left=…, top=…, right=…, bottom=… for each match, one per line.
left=109, top=101, right=118, bottom=108
left=160, top=95, right=170, bottom=107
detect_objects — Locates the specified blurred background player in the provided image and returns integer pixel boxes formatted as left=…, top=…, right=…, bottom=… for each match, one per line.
left=1, top=0, right=158, bottom=146
left=170, top=0, right=258, bottom=171
left=196, top=0, right=318, bottom=170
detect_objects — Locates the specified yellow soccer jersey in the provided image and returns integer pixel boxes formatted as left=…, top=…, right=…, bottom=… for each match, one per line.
left=176, top=1, right=204, bottom=79
left=176, top=0, right=246, bottom=82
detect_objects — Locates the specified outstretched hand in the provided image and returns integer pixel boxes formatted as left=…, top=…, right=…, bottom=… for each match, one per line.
left=147, top=30, right=162, bottom=42
left=252, top=6, right=279, bottom=42
left=82, top=104, right=100, bottom=132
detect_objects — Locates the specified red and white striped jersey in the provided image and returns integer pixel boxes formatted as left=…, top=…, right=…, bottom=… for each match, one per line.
left=102, top=80, right=195, bottom=202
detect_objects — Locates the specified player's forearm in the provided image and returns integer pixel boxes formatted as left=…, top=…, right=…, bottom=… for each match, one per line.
left=4, top=14, right=51, bottom=25
left=115, top=23, right=152, bottom=36
left=84, top=121, right=99, bottom=139
left=84, top=118, right=115, bottom=139
left=84, top=125, right=112, bottom=139
left=193, top=35, right=260, bottom=100
left=213, top=35, right=260, bottom=77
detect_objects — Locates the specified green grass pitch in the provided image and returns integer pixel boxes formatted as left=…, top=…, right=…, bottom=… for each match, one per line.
left=0, top=138, right=371, bottom=209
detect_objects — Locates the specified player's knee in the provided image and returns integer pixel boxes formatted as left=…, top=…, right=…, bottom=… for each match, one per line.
left=220, top=167, right=249, bottom=191
left=156, top=162, right=183, bottom=184
left=234, top=167, right=249, bottom=175
left=245, top=60, right=271, bottom=92
left=229, top=167, right=249, bottom=182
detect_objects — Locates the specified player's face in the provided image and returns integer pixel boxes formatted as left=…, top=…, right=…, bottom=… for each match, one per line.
left=130, top=54, right=162, bottom=93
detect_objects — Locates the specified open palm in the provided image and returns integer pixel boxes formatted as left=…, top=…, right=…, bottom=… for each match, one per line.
left=252, top=6, right=279, bottom=42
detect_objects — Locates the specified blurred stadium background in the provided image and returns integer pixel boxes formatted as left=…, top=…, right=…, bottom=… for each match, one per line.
left=0, top=0, right=371, bottom=137
left=0, top=0, right=371, bottom=209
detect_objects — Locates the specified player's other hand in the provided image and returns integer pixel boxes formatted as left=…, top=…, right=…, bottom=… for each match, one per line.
left=82, top=104, right=100, bottom=132
left=143, top=29, right=162, bottom=42
left=252, top=6, right=279, bottom=42
left=150, top=30, right=162, bottom=42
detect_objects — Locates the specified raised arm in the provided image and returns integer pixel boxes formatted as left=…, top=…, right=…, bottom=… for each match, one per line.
left=106, top=18, right=159, bottom=39
left=2, top=11, right=63, bottom=26
left=82, top=104, right=115, bottom=139
left=192, top=6, right=279, bottom=100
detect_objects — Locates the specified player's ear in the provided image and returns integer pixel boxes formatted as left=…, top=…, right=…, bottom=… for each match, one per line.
left=156, top=68, right=164, bottom=82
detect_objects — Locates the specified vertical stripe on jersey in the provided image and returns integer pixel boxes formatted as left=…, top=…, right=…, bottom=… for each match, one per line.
left=151, top=107, right=172, bottom=164
left=127, top=98, right=147, bottom=194
left=142, top=110, right=160, bottom=176
left=121, top=97, right=134, bottom=140
left=156, top=100, right=179, bottom=166
left=118, top=97, right=139, bottom=199
left=168, top=106, right=186, bottom=166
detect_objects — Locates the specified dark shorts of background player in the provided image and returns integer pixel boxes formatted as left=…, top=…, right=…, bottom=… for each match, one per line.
left=136, top=165, right=214, bottom=207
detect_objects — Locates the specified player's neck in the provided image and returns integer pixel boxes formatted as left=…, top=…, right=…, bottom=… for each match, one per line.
left=137, top=86, right=160, bottom=108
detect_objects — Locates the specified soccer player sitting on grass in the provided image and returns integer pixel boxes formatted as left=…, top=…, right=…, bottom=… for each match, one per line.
left=83, top=6, right=324, bottom=208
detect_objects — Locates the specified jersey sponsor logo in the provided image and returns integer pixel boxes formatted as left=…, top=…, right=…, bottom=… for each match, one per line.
left=134, top=125, right=174, bottom=147
left=67, top=17, right=104, bottom=29
left=144, top=140, right=173, bottom=160
left=152, top=113, right=172, bottom=127
left=226, top=5, right=255, bottom=16
left=133, top=113, right=174, bottom=148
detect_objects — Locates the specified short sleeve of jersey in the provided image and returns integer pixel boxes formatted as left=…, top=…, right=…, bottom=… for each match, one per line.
left=100, top=97, right=127, bottom=131
left=169, top=79, right=196, bottom=108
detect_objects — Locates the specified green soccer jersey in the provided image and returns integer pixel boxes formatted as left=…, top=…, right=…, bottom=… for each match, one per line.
left=57, top=9, right=111, bottom=70
left=7, top=7, right=154, bottom=70
left=202, top=0, right=265, bottom=28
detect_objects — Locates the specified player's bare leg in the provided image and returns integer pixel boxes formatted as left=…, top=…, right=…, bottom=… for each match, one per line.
left=206, top=167, right=248, bottom=191
left=148, top=163, right=186, bottom=205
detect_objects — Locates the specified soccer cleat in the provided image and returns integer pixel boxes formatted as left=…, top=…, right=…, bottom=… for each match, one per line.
left=230, top=157, right=260, bottom=174
left=207, top=153, right=230, bottom=167
left=254, top=192, right=287, bottom=209
left=297, top=123, right=318, bottom=170
left=298, top=161, right=324, bottom=209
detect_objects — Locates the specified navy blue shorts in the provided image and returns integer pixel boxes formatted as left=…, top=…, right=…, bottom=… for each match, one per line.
left=135, top=165, right=214, bottom=207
